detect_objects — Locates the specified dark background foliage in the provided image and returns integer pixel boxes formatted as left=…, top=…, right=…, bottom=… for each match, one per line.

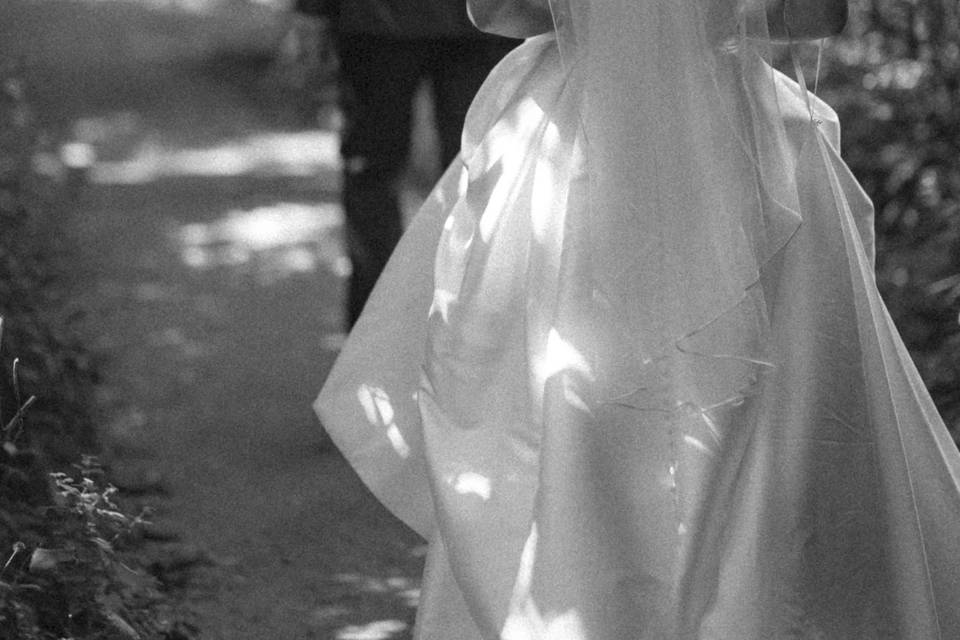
left=819, top=0, right=960, bottom=438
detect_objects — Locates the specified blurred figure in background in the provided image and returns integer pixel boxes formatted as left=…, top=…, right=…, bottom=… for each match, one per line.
left=293, top=0, right=516, bottom=329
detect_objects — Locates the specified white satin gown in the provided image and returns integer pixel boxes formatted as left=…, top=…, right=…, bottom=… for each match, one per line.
left=315, top=2, right=960, bottom=637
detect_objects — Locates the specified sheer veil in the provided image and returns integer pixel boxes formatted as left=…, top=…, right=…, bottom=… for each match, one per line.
left=548, top=0, right=807, bottom=407
left=527, top=1, right=960, bottom=637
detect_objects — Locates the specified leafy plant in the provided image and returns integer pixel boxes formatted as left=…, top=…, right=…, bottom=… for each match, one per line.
left=0, top=60, right=196, bottom=640
left=0, top=328, right=196, bottom=640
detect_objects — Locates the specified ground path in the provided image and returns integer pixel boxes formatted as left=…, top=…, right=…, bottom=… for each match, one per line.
left=19, top=2, right=426, bottom=637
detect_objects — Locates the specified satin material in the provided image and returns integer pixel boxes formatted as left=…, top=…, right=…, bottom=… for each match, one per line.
left=316, top=19, right=960, bottom=640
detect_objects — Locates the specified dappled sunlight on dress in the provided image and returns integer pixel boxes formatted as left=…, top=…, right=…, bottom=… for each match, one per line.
left=316, top=1, right=960, bottom=637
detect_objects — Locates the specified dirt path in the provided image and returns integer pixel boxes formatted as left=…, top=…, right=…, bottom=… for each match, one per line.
left=44, top=25, right=425, bottom=640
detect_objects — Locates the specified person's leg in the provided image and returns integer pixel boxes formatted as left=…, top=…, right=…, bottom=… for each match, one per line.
left=337, top=35, right=424, bottom=328
left=430, top=37, right=516, bottom=167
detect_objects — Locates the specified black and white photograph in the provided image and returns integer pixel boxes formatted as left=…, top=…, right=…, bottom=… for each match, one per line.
left=1, top=0, right=958, bottom=638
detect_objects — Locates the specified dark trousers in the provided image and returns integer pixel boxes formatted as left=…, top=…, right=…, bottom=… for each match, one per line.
left=337, top=34, right=514, bottom=328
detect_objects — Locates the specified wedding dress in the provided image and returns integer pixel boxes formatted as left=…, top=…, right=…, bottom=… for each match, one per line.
left=315, top=0, right=960, bottom=637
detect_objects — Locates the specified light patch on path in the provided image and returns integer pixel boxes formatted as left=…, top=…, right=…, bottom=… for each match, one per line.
left=175, top=201, right=350, bottom=284
left=39, top=130, right=341, bottom=185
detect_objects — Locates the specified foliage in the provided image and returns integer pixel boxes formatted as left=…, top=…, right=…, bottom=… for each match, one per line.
left=0, top=337, right=197, bottom=640
left=0, top=61, right=100, bottom=463
left=0, top=64, right=197, bottom=639
left=0, top=449, right=190, bottom=639
left=820, top=0, right=960, bottom=436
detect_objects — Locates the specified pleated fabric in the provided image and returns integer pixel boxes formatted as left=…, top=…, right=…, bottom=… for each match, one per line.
left=316, top=2, right=960, bottom=637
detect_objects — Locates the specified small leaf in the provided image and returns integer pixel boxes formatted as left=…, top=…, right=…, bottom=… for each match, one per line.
left=3, top=394, right=36, bottom=435
left=29, top=547, right=58, bottom=571
left=1, top=541, right=25, bottom=577
left=114, top=561, right=159, bottom=592
left=92, top=537, right=113, bottom=553
left=14, top=583, right=42, bottom=593
left=96, top=508, right=129, bottom=522
left=106, top=611, right=141, bottom=640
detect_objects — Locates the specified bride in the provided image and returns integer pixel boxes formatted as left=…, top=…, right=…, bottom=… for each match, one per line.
left=316, top=0, right=960, bottom=637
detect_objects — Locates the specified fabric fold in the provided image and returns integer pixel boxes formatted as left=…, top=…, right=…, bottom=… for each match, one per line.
left=316, top=1, right=960, bottom=637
